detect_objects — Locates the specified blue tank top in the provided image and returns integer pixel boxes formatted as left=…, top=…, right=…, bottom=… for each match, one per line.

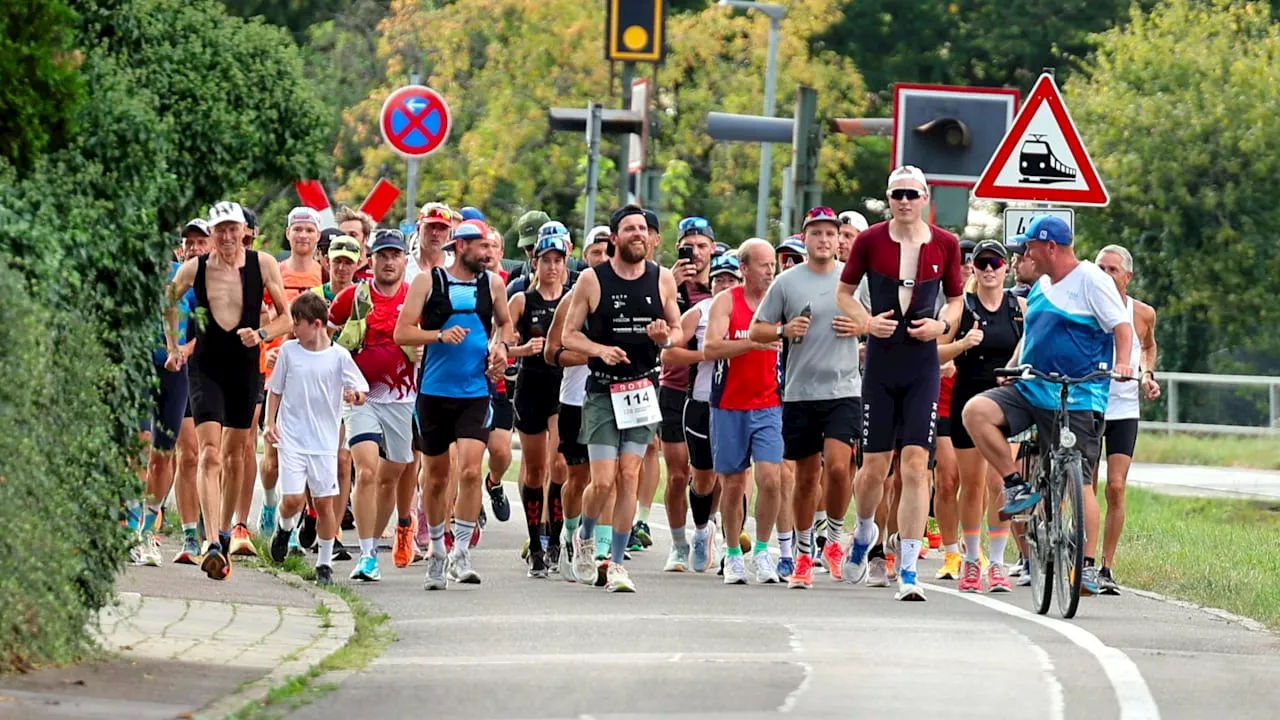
left=419, top=270, right=492, bottom=399
left=154, top=261, right=193, bottom=365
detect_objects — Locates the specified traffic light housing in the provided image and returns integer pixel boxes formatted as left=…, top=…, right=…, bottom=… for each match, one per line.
left=548, top=108, right=644, bottom=135
left=605, top=0, right=666, bottom=63
left=892, top=84, right=1020, bottom=186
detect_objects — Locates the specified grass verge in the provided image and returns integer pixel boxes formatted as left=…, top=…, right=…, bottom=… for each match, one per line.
left=1106, top=487, right=1280, bottom=629
left=224, top=542, right=393, bottom=720
left=1133, top=432, right=1280, bottom=470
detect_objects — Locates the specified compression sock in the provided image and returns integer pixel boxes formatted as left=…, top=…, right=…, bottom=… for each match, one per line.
left=522, top=484, right=544, bottom=549
left=611, top=529, right=629, bottom=564
left=565, top=515, right=580, bottom=544
left=595, top=524, right=612, bottom=559
left=548, top=482, right=564, bottom=545
left=689, top=489, right=714, bottom=529
left=777, top=530, right=794, bottom=560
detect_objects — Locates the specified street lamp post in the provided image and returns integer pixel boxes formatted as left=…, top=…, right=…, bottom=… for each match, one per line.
left=719, top=0, right=786, bottom=241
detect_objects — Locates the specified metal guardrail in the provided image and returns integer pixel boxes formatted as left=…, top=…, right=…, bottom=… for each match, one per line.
left=1142, top=371, right=1280, bottom=436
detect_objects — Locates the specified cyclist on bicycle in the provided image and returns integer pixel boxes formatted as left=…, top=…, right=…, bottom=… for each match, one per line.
left=959, top=216, right=1136, bottom=525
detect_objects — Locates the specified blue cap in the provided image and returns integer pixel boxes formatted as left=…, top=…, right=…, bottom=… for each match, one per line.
left=777, top=237, right=807, bottom=256
left=1012, top=215, right=1073, bottom=252
left=709, top=253, right=742, bottom=279
left=460, top=206, right=485, bottom=221
left=370, top=228, right=407, bottom=254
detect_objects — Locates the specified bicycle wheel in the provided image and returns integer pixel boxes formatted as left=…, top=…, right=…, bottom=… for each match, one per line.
left=1053, top=453, right=1085, bottom=619
left=1026, top=459, right=1053, bottom=615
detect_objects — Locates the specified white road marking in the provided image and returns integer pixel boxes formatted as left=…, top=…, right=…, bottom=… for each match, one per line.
left=924, top=582, right=1161, bottom=720
left=778, top=622, right=812, bottom=713
left=1023, top=630, right=1066, bottom=720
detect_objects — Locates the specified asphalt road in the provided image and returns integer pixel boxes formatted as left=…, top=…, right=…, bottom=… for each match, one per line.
left=288, top=484, right=1280, bottom=720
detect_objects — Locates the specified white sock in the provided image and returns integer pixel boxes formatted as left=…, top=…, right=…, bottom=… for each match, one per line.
left=943, top=543, right=959, bottom=555
left=182, top=522, right=197, bottom=533
left=988, top=530, right=1010, bottom=566
left=263, top=486, right=280, bottom=508
left=317, top=538, right=334, bottom=567
left=777, top=531, right=794, bottom=560
left=359, top=537, right=376, bottom=555
left=671, top=526, right=687, bottom=546
left=900, top=539, right=922, bottom=575
left=279, top=513, right=299, bottom=532
left=854, top=516, right=877, bottom=545
left=796, top=528, right=812, bottom=556
left=826, top=517, right=844, bottom=545
left=454, top=520, right=476, bottom=554
left=694, top=525, right=709, bottom=542
left=430, top=523, right=447, bottom=557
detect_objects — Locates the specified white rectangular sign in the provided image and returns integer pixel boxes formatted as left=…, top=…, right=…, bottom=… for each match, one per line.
left=1002, top=207, right=1075, bottom=243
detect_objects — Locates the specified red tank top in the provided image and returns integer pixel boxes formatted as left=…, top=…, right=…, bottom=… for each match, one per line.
left=938, top=374, right=955, bottom=418
left=711, top=286, right=780, bottom=411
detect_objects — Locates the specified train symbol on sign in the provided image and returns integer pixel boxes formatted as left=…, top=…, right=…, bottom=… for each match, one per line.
left=1019, top=134, right=1077, bottom=184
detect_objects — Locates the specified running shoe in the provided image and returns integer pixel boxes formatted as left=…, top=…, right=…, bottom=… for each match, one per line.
left=478, top=506, right=489, bottom=530
left=895, top=569, right=927, bottom=601
left=558, top=541, right=575, bottom=582
left=926, top=518, right=941, bottom=550
left=594, top=559, right=610, bottom=588
left=413, top=505, right=430, bottom=548
left=1099, top=568, right=1121, bottom=596
left=229, top=523, right=257, bottom=557
left=174, top=535, right=201, bottom=565
left=885, top=553, right=897, bottom=581
left=866, top=557, right=890, bottom=587
left=987, top=563, right=1013, bottom=593
left=201, top=546, right=232, bottom=581
left=1081, top=566, right=1100, bottom=596
left=776, top=556, right=795, bottom=580
left=298, top=510, right=318, bottom=550
left=259, top=505, right=277, bottom=538
left=936, top=551, right=963, bottom=580
left=485, top=474, right=510, bottom=522
left=547, top=544, right=561, bottom=574
left=129, top=538, right=149, bottom=566
left=572, top=531, right=596, bottom=584
left=315, top=564, right=334, bottom=587
left=423, top=553, right=447, bottom=590
left=606, top=563, right=636, bottom=593
left=634, top=521, right=653, bottom=548
left=288, top=527, right=304, bottom=557
left=470, top=521, right=482, bottom=549
left=788, top=554, right=814, bottom=589
left=822, top=540, right=845, bottom=582
left=342, top=504, right=355, bottom=531
left=958, top=560, right=983, bottom=593
left=393, top=523, right=415, bottom=568
left=843, top=525, right=878, bottom=585
left=269, top=525, right=291, bottom=563
left=447, top=550, right=481, bottom=584
left=754, top=553, right=780, bottom=584
left=332, top=538, right=352, bottom=562
left=999, top=481, right=1040, bottom=520
left=627, top=526, right=643, bottom=552
left=528, top=549, right=549, bottom=579
left=724, top=554, right=748, bottom=585
left=693, top=529, right=714, bottom=573
left=663, top=544, right=691, bottom=572
left=1016, top=559, right=1032, bottom=587
left=350, top=554, right=381, bottom=582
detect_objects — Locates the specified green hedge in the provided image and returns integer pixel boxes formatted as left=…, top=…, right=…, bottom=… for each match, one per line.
left=0, top=261, right=137, bottom=670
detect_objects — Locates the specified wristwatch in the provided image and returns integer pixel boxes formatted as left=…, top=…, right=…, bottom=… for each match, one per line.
left=941, top=319, right=952, bottom=336
left=257, top=328, right=269, bottom=342
left=659, top=338, right=675, bottom=349
left=776, top=325, right=784, bottom=338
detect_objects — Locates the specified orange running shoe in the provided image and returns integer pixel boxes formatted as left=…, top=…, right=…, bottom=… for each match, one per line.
left=885, top=552, right=897, bottom=580
left=788, top=554, right=815, bottom=589
left=392, top=523, right=415, bottom=568
left=229, top=523, right=257, bottom=557
left=821, top=540, right=844, bottom=582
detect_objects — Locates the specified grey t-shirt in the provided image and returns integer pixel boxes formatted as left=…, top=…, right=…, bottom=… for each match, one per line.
left=754, top=261, right=861, bottom=402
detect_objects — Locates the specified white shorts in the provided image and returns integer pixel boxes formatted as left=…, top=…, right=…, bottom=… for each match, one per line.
left=345, top=401, right=415, bottom=464
left=278, top=449, right=339, bottom=498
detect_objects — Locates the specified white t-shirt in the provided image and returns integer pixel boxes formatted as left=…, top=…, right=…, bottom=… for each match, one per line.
left=265, top=341, right=369, bottom=455
left=690, top=297, right=715, bottom=403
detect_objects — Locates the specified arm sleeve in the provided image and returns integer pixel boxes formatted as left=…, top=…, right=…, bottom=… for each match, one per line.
left=1084, top=265, right=1129, bottom=332
left=329, top=285, right=356, bottom=325
left=752, top=275, right=787, bottom=324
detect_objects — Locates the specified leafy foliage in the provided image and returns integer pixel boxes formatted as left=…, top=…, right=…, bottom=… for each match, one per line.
left=1068, top=0, right=1280, bottom=375
left=0, top=0, right=83, bottom=168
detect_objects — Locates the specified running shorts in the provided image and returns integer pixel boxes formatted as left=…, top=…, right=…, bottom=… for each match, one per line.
left=981, top=385, right=1104, bottom=484
left=414, top=395, right=492, bottom=457
left=710, top=405, right=784, bottom=474
left=557, top=403, right=589, bottom=467
left=514, top=376, right=560, bottom=435
left=682, top=398, right=712, bottom=472
left=346, top=401, right=415, bottom=464
left=782, top=397, right=861, bottom=461
left=658, top=385, right=687, bottom=443
left=1103, top=418, right=1138, bottom=459
left=278, top=449, right=339, bottom=498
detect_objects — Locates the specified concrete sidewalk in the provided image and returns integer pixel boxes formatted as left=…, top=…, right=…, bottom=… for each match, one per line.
left=1114, top=461, right=1280, bottom=501
left=0, top=537, right=354, bottom=720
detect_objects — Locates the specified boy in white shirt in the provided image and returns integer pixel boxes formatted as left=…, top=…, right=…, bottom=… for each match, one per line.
left=265, top=292, right=369, bottom=585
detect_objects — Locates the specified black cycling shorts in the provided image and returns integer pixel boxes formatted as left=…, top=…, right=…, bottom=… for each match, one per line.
left=1103, top=418, right=1138, bottom=459
left=782, top=397, right=861, bottom=461
left=557, top=403, right=589, bottom=467
left=149, top=361, right=188, bottom=452
left=861, top=343, right=940, bottom=454
left=514, top=374, right=560, bottom=435
left=682, top=398, right=712, bottom=472
left=414, top=395, right=492, bottom=457
left=489, top=394, right=514, bottom=432
left=188, top=359, right=260, bottom=431
left=658, top=385, right=687, bottom=443
left=949, top=380, right=996, bottom=450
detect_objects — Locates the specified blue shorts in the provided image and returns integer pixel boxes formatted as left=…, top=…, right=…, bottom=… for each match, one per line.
left=144, top=359, right=189, bottom=452
left=710, top=406, right=784, bottom=474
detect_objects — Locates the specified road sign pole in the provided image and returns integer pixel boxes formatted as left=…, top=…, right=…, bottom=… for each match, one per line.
left=618, top=63, right=635, bottom=208
left=779, top=166, right=793, bottom=239
left=789, top=87, right=819, bottom=230
left=404, top=72, right=421, bottom=225
left=755, top=14, right=780, bottom=240
left=584, top=103, right=603, bottom=239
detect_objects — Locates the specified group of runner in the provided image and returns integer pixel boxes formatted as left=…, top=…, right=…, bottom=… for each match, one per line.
left=133, top=164, right=1159, bottom=599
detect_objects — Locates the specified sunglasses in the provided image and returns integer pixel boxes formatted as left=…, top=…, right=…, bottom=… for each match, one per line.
left=678, top=216, right=713, bottom=239
left=974, top=255, right=1006, bottom=271
left=711, top=255, right=741, bottom=272
left=805, top=206, right=836, bottom=221
left=889, top=188, right=923, bottom=201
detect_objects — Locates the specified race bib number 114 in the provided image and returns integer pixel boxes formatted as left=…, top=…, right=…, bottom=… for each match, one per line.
left=609, top=378, right=660, bottom=430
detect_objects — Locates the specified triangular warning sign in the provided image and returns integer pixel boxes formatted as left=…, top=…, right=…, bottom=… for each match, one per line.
left=973, top=73, right=1109, bottom=206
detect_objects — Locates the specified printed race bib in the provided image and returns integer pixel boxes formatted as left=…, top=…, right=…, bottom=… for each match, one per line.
left=610, top=378, right=660, bottom=430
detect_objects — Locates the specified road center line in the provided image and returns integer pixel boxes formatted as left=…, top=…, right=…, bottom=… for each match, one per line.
left=923, top=582, right=1160, bottom=720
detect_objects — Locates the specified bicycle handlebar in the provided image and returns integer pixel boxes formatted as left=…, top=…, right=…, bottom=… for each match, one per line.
left=994, top=364, right=1134, bottom=384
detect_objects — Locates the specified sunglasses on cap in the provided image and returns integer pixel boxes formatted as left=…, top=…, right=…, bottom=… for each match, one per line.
left=974, top=255, right=1006, bottom=271
left=889, top=188, right=923, bottom=201
left=329, top=237, right=361, bottom=254
left=678, top=216, right=714, bottom=239
left=805, top=206, right=837, bottom=221
left=534, top=235, right=570, bottom=257
left=709, top=254, right=741, bottom=274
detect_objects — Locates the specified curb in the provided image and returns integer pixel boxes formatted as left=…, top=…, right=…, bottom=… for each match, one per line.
left=195, top=569, right=357, bottom=720
left=1122, top=585, right=1272, bottom=634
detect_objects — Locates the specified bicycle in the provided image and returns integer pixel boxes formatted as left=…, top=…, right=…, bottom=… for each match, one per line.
left=993, top=363, right=1124, bottom=619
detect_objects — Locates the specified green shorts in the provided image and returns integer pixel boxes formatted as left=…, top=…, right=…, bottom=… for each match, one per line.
left=580, top=391, right=658, bottom=458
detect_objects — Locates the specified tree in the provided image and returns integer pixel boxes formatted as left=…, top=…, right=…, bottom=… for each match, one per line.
left=337, top=0, right=869, bottom=247
left=0, top=0, right=83, bottom=168
left=1067, top=0, right=1280, bottom=375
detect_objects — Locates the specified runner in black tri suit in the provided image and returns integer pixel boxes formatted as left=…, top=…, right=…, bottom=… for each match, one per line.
left=561, top=204, right=684, bottom=593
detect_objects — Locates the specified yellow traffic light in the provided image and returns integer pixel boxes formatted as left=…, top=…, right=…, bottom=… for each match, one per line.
left=606, top=0, right=665, bottom=63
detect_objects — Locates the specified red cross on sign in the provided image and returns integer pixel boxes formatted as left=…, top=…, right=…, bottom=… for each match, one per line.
left=379, top=85, right=452, bottom=159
